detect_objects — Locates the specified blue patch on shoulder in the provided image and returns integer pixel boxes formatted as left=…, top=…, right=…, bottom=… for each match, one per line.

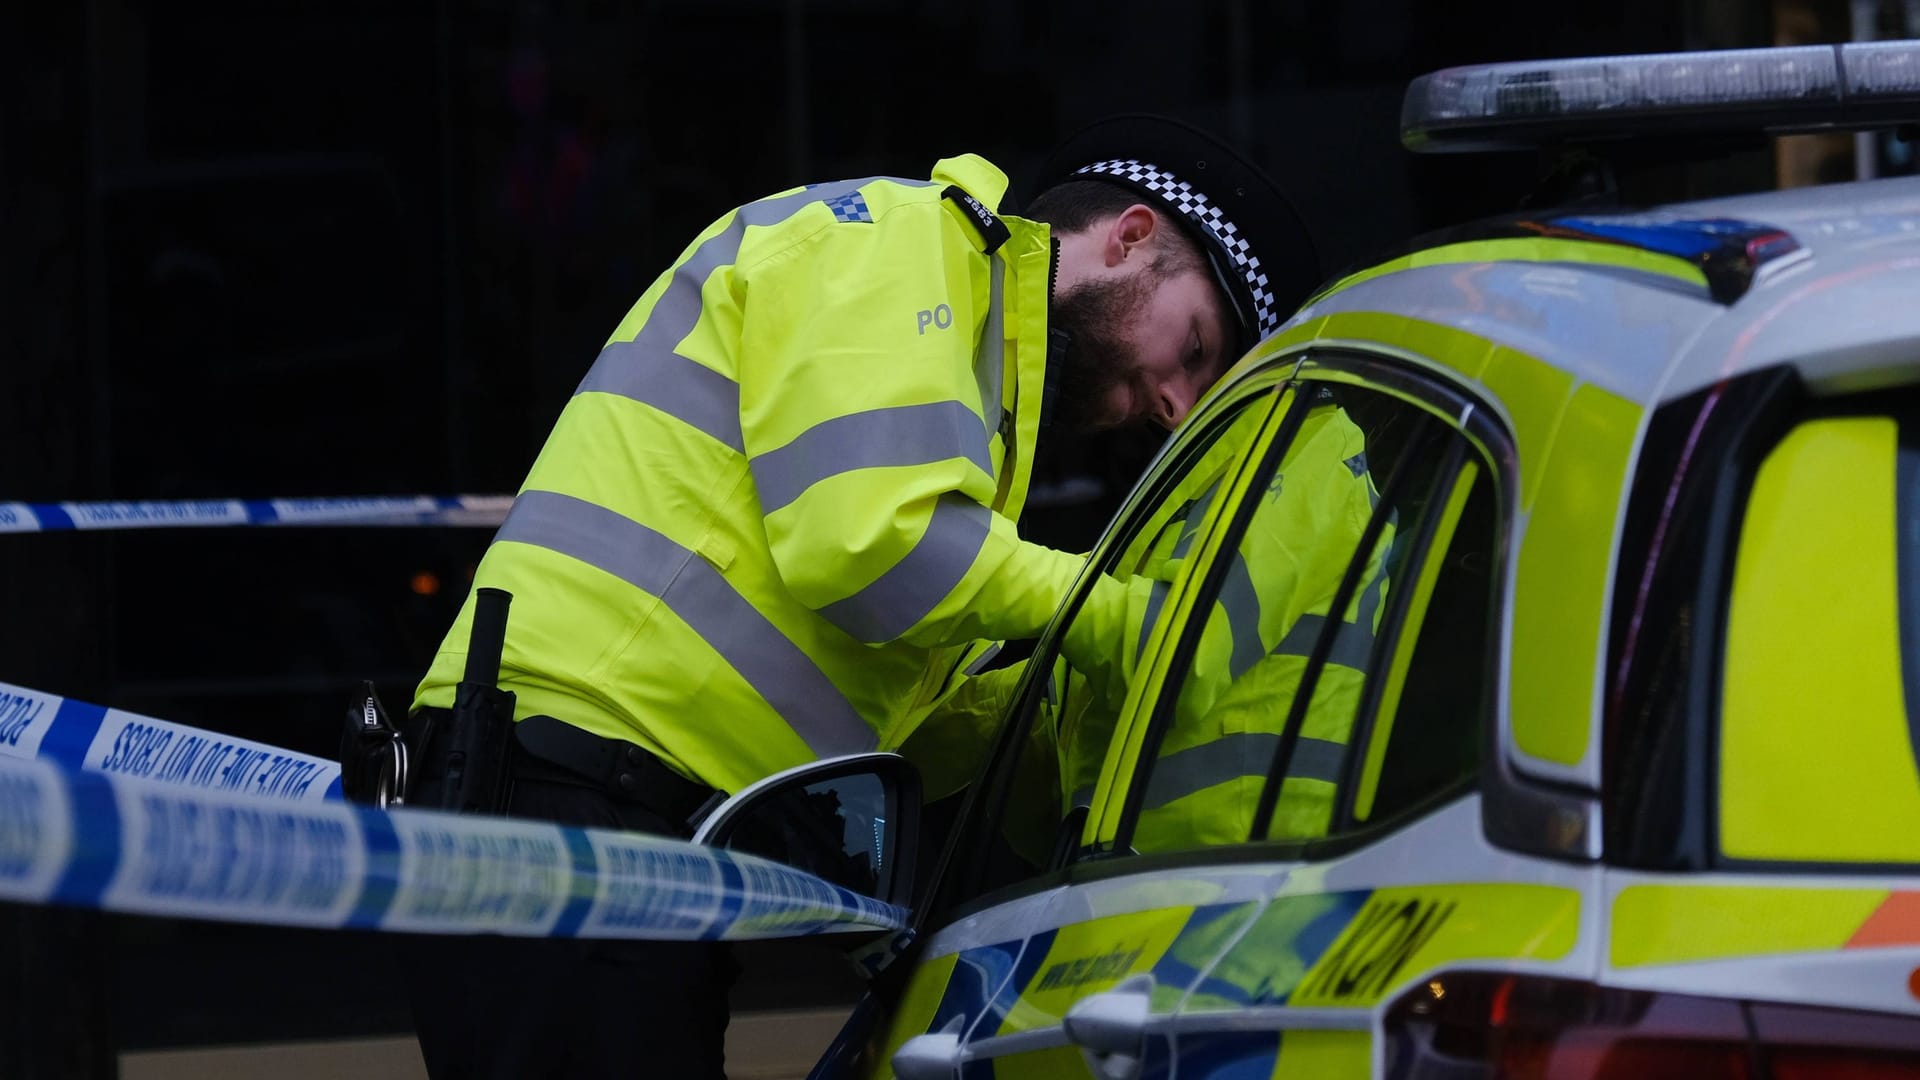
left=825, top=191, right=873, bottom=223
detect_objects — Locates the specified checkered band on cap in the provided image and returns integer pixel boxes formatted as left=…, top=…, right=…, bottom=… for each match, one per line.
left=1074, top=158, right=1277, bottom=339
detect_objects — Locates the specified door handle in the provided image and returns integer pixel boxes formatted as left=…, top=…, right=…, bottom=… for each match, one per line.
left=1062, top=972, right=1154, bottom=1054
left=894, top=975, right=1158, bottom=1080
left=1062, top=973, right=1155, bottom=1080
left=891, top=1032, right=961, bottom=1080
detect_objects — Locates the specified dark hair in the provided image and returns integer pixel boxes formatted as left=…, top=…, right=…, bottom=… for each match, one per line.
left=1024, top=179, right=1203, bottom=278
left=1024, top=179, right=1140, bottom=232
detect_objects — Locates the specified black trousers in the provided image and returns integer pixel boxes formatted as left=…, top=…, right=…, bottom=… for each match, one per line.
left=403, top=768, right=739, bottom=1079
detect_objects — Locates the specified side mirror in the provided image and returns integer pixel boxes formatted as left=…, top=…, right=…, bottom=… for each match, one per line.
left=693, top=752, right=921, bottom=910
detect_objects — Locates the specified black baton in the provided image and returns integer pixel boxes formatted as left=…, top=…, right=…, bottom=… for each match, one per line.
left=440, top=586, right=516, bottom=814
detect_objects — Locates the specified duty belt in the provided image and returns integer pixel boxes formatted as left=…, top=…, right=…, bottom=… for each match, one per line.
left=511, top=714, right=724, bottom=833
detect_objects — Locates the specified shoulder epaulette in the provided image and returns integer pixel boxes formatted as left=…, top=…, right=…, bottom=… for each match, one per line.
left=942, top=185, right=1011, bottom=255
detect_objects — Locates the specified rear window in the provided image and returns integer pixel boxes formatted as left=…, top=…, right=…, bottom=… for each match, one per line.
left=1719, top=411, right=1920, bottom=863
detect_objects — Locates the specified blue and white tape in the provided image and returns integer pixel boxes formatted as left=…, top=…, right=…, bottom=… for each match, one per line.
left=0, top=753, right=907, bottom=940
left=0, top=680, right=342, bottom=802
left=0, top=495, right=515, bottom=534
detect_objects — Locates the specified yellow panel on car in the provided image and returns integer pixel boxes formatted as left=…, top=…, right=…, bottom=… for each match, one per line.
left=1252, top=315, right=1329, bottom=360
left=866, top=950, right=959, bottom=1079
left=1315, top=237, right=1710, bottom=303
left=1611, top=884, right=1889, bottom=967
left=987, top=907, right=1199, bottom=1079
left=1720, top=417, right=1920, bottom=862
left=999, top=908, right=1192, bottom=1032
left=1272, top=1030, right=1370, bottom=1078
left=1311, top=311, right=1500, bottom=384
left=1510, top=381, right=1640, bottom=768
left=1289, top=883, right=1580, bottom=1008
left=1476, top=346, right=1573, bottom=513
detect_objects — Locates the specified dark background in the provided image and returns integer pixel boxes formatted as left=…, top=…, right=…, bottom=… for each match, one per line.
left=0, top=0, right=1898, bottom=1072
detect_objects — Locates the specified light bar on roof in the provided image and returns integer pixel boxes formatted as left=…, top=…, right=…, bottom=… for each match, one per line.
left=1848, top=40, right=1920, bottom=99
left=1404, top=42, right=1920, bottom=152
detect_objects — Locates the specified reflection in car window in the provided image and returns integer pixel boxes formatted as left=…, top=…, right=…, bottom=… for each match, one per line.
left=1053, top=461, right=1231, bottom=813
left=950, top=387, right=1281, bottom=895
left=721, top=772, right=888, bottom=897
left=1130, top=389, right=1383, bottom=850
left=1120, top=377, right=1494, bottom=857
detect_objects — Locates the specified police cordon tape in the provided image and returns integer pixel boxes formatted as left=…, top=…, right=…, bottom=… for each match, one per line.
left=0, top=501, right=909, bottom=941
left=0, top=495, right=515, bottom=533
left=0, top=680, right=343, bottom=803
left=0, top=682, right=909, bottom=939
left=0, top=752, right=909, bottom=940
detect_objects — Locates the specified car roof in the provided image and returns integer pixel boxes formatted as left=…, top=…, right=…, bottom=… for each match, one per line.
left=1295, top=174, right=1920, bottom=409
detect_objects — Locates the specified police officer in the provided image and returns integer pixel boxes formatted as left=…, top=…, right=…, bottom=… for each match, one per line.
left=403, top=115, right=1317, bottom=1079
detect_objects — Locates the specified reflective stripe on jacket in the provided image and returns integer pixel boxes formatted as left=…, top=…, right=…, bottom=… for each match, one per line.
left=414, top=155, right=1086, bottom=794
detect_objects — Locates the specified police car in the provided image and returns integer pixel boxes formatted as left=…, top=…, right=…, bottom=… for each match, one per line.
left=797, top=42, right=1920, bottom=1080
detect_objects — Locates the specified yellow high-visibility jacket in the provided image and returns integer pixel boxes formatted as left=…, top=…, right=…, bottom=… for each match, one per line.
left=414, top=155, right=1087, bottom=795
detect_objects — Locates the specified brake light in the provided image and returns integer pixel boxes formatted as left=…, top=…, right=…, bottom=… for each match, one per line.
left=1384, top=972, right=1920, bottom=1080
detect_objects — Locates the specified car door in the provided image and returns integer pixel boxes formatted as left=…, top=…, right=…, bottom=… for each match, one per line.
left=852, top=344, right=1594, bottom=1080
left=861, top=361, right=1298, bottom=1080
left=1064, top=347, right=1578, bottom=1078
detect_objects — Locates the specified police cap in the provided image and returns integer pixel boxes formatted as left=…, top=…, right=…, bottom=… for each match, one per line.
left=1029, top=114, right=1321, bottom=356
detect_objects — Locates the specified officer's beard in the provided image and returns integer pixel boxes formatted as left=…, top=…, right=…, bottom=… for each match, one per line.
left=1047, top=271, right=1159, bottom=434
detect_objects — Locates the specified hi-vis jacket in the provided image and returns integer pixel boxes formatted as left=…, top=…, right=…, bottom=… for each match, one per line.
left=414, top=155, right=1087, bottom=795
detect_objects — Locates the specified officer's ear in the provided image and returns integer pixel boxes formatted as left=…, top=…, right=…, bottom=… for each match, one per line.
left=1101, top=203, right=1161, bottom=268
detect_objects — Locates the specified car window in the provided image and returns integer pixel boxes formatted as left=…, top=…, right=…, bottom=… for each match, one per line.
left=947, top=379, right=1287, bottom=900
left=1719, top=409, right=1920, bottom=864
left=1112, top=366, right=1498, bottom=857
